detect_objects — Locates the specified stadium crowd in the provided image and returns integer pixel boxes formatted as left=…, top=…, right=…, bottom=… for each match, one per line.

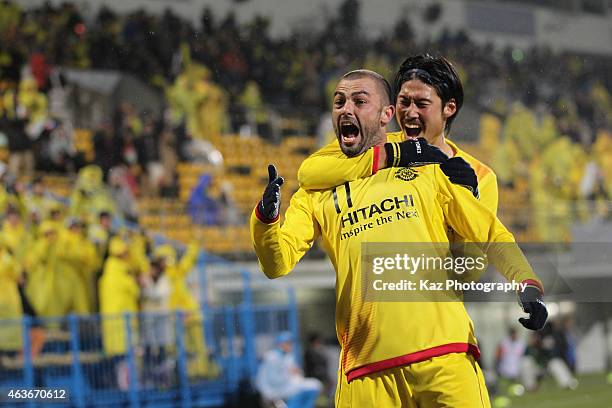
left=0, top=0, right=610, bottom=199
left=0, top=0, right=610, bottom=132
left=0, top=165, right=216, bottom=381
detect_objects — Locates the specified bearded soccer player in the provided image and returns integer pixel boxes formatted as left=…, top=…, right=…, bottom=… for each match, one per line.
left=250, top=70, right=547, bottom=407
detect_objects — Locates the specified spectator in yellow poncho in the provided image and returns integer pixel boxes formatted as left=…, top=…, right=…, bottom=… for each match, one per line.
left=17, top=77, right=48, bottom=126
left=1, top=205, right=31, bottom=265
left=593, top=131, right=612, bottom=199
left=198, top=73, right=227, bottom=144
left=493, top=103, right=557, bottom=186
left=0, top=230, right=45, bottom=358
left=167, top=63, right=227, bottom=142
left=99, top=237, right=140, bottom=357
left=61, top=218, right=100, bottom=314
left=0, top=172, right=27, bottom=218
left=69, top=165, right=115, bottom=223
left=0, top=238, right=24, bottom=353
left=530, top=136, right=588, bottom=243
left=24, top=220, right=89, bottom=318
left=154, top=242, right=217, bottom=378
left=46, top=200, right=67, bottom=231
left=238, top=81, right=267, bottom=137
left=0, top=1, right=21, bottom=36
left=590, top=81, right=611, bottom=127
left=88, top=210, right=114, bottom=260
left=26, top=176, right=57, bottom=220
left=113, top=227, right=150, bottom=279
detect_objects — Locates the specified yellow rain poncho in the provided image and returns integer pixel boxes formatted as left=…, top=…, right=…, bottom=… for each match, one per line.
left=0, top=244, right=23, bottom=351
left=155, top=242, right=217, bottom=378
left=99, top=238, right=140, bottom=356
left=24, top=220, right=89, bottom=318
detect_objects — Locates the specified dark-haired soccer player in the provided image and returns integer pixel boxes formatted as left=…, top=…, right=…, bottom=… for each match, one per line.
left=251, top=69, right=547, bottom=407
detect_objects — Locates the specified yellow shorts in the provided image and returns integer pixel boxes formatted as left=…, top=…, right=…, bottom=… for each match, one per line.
left=336, top=353, right=490, bottom=408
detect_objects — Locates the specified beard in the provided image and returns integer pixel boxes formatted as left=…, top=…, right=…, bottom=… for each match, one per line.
left=337, top=120, right=382, bottom=158
left=340, top=137, right=367, bottom=157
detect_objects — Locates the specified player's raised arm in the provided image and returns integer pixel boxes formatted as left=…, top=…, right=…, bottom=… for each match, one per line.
left=298, top=136, right=448, bottom=190
left=251, top=165, right=320, bottom=279
left=434, top=165, right=548, bottom=330
left=297, top=139, right=379, bottom=190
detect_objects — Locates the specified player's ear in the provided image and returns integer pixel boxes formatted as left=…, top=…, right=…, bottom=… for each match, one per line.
left=380, top=104, right=395, bottom=126
left=443, top=99, right=457, bottom=120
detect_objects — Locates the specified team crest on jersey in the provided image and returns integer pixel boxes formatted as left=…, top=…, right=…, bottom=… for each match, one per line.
left=395, top=168, right=418, bottom=181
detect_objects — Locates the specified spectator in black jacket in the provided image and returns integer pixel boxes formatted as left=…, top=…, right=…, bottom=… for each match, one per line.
left=303, top=333, right=330, bottom=396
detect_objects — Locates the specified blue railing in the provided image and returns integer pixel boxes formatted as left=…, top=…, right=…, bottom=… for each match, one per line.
left=194, top=249, right=301, bottom=379
left=0, top=264, right=299, bottom=407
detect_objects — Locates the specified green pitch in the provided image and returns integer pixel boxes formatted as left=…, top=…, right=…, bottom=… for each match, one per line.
left=493, top=373, right=612, bottom=408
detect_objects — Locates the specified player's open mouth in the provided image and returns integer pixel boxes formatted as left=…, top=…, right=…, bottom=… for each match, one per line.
left=340, top=122, right=360, bottom=146
left=404, top=123, right=423, bottom=137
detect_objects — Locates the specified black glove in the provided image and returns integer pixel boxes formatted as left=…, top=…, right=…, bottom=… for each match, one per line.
left=257, top=164, right=284, bottom=222
left=518, top=284, right=548, bottom=331
left=384, top=137, right=448, bottom=168
left=440, top=157, right=479, bottom=198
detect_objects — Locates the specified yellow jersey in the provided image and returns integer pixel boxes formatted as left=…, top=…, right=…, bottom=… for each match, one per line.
left=251, top=164, right=541, bottom=381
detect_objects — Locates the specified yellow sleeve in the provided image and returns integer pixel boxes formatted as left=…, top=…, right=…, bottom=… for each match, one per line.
left=297, top=139, right=376, bottom=190
left=177, top=241, right=200, bottom=278
left=478, top=171, right=499, bottom=215
left=434, top=167, right=543, bottom=290
left=250, top=188, right=319, bottom=279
